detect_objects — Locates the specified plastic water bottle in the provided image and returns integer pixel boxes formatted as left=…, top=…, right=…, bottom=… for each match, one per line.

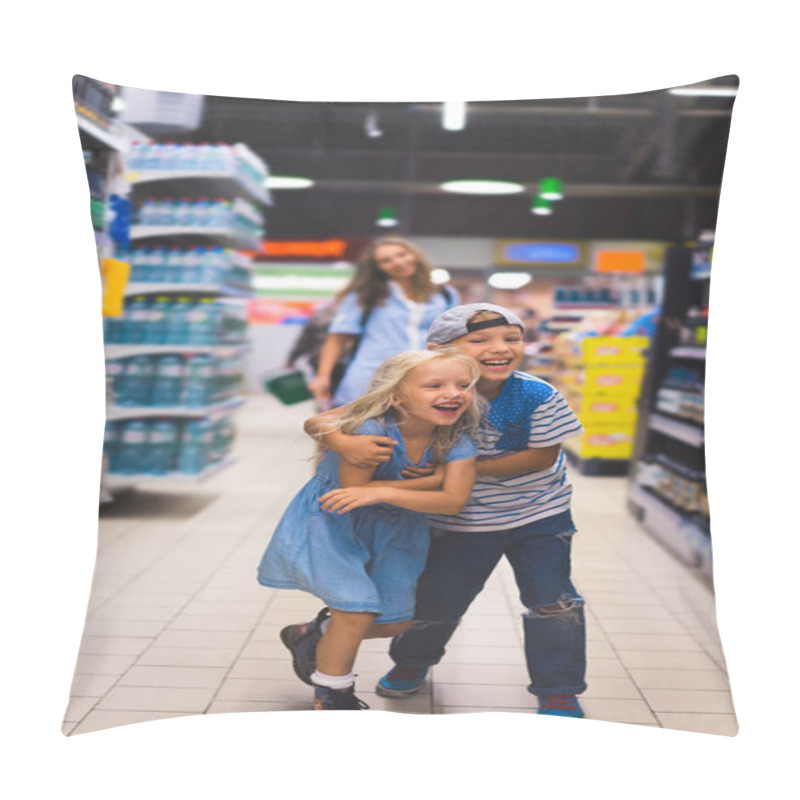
left=103, top=421, right=120, bottom=472
left=121, top=296, right=147, bottom=344
left=178, top=418, right=213, bottom=474
left=143, top=296, right=168, bottom=344
left=114, top=420, right=149, bottom=474
left=164, top=247, right=184, bottom=283
left=144, top=143, right=161, bottom=169
left=181, top=247, right=202, bottom=283
left=183, top=354, right=216, bottom=406
left=195, top=142, right=212, bottom=170
left=184, top=301, right=207, bottom=345
left=164, top=297, right=191, bottom=344
left=161, top=141, right=179, bottom=170
left=116, top=356, right=155, bottom=406
left=144, top=419, right=180, bottom=474
left=177, top=142, right=198, bottom=171
left=151, top=355, right=186, bottom=407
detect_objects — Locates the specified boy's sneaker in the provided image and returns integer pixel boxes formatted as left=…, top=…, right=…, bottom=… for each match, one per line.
left=375, top=665, right=428, bottom=697
left=279, top=607, right=330, bottom=685
left=313, top=685, right=369, bottom=711
left=537, top=695, right=584, bottom=718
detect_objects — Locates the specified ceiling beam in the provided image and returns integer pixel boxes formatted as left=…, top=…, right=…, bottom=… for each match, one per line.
left=284, top=180, right=720, bottom=198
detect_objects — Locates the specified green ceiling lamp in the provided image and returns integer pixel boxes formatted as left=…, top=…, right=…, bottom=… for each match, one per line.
left=376, top=206, right=399, bottom=227
left=531, top=196, right=553, bottom=216
left=538, top=177, right=564, bottom=200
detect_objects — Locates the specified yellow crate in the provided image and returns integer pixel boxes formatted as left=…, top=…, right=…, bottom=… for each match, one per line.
left=566, top=424, right=636, bottom=459
left=581, top=336, right=649, bottom=365
left=580, top=365, right=645, bottom=396
left=577, top=395, right=640, bottom=424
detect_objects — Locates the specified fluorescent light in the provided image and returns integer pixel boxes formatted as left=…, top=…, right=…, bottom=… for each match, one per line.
left=365, top=110, right=383, bottom=138
left=441, top=179, right=525, bottom=195
left=442, top=101, right=467, bottom=131
left=488, top=272, right=532, bottom=290
left=668, top=86, right=737, bottom=97
left=265, top=175, right=315, bottom=189
left=431, top=268, right=451, bottom=285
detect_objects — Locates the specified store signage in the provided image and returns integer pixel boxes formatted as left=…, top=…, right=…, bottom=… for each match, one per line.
left=248, top=298, right=321, bottom=325
left=594, top=250, right=645, bottom=274
left=495, top=240, right=584, bottom=266
left=262, top=239, right=349, bottom=258
left=252, top=263, right=354, bottom=298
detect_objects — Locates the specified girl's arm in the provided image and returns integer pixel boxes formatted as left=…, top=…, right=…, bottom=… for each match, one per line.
left=320, top=458, right=476, bottom=516
left=305, top=408, right=397, bottom=468
left=476, top=445, right=561, bottom=479
left=307, top=334, right=355, bottom=402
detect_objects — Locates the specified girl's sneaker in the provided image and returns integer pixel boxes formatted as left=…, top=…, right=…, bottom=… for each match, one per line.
left=537, top=695, right=584, bottom=718
left=313, top=685, right=369, bottom=711
left=280, top=607, right=329, bottom=685
left=375, top=665, right=428, bottom=697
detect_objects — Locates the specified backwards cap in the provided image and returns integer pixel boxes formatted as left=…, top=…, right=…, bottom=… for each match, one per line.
left=426, top=303, right=525, bottom=345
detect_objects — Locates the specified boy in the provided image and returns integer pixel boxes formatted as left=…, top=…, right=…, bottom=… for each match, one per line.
left=283, top=303, right=587, bottom=717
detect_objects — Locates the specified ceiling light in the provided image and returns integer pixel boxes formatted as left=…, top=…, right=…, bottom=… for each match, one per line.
left=431, top=268, right=451, bottom=285
left=265, top=175, right=315, bottom=189
left=668, top=85, right=738, bottom=97
left=440, top=179, right=525, bottom=195
left=488, top=272, right=532, bottom=290
left=442, top=101, right=467, bottom=131
left=365, top=110, right=383, bottom=138
left=531, top=197, right=553, bottom=215
left=376, top=206, right=399, bottom=227
left=538, top=177, right=563, bottom=200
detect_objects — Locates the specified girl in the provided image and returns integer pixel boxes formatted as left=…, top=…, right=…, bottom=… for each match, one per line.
left=257, top=350, right=480, bottom=710
left=307, top=237, right=457, bottom=408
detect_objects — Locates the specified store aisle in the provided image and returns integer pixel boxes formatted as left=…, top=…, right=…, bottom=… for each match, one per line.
left=64, top=394, right=737, bottom=736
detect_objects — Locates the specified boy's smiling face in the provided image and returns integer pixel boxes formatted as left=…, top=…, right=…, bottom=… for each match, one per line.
left=448, top=323, right=525, bottom=391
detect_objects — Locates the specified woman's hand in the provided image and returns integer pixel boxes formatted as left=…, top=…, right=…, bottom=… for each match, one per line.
left=307, top=374, right=331, bottom=402
left=318, top=486, right=388, bottom=514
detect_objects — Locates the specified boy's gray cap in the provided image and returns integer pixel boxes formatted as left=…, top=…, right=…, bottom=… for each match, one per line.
left=426, top=303, right=525, bottom=345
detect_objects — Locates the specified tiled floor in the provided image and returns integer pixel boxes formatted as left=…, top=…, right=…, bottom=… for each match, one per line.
left=63, top=393, right=737, bottom=736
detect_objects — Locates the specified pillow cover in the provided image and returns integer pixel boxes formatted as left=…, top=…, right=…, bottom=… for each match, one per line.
left=65, top=75, right=738, bottom=737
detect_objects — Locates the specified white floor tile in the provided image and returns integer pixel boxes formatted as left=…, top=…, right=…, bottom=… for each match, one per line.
left=65, top=394, right=736, bottom=737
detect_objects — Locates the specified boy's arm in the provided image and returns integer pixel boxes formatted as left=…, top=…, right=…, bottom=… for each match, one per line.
left=305, top=408, right=397, bottom=468
left=320, top=458, right=476, bottom=516
left=476, top=444, right=561, bottom=479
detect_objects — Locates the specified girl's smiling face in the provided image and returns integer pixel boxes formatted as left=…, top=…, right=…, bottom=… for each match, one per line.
left=450, top=324, right=525, bottom=384
left=395, top=360, right=475, bottom=427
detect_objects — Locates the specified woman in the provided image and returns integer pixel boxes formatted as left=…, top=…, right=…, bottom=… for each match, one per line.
left=308, top=237, right=458, bottom=408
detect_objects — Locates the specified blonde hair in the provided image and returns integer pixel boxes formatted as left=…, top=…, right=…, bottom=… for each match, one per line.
left=331, top=350, right=481, bottom=462
left=337, top=237, right=437, bottom=310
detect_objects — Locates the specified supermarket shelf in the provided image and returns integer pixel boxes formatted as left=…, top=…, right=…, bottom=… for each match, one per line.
left=129, top=169, right=271, bottom=207
left=107, top=397, right=244, bottom=422
left=130, top=225, right=262, bottom=251
left=76, top=112, right=122, bottom=151
left=669, top=346, right=706, bottom=360
left=103, top=454, right=238, bottom=489
left=105, top=343, right=250, bottom=360
left=124, top=282, right=253, bottom=298
left=628, top=483, right=706, bottom=567
left=564, top=447, right=630, bottom=476
left=649, top=412, right=704, bottom=447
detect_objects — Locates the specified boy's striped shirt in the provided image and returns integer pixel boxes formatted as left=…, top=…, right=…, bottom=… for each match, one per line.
left=428, top=371, right=582, bottom=533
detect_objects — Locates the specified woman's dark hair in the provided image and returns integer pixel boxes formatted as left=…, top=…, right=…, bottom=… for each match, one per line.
left=338, top=237, right=436, bottom=311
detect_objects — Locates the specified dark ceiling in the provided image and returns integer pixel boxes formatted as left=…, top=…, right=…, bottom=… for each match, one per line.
left=163, top=75, right=737, bottom=243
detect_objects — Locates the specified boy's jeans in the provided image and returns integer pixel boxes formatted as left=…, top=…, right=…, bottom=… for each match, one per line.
left=388, top=511, right=587, bottom=698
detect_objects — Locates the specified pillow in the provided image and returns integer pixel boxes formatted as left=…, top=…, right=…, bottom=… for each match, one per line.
left=65, top=74, right=738, bottom=738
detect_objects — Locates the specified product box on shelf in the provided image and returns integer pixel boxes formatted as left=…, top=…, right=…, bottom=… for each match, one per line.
left=565, top=424, right=637, bottom=460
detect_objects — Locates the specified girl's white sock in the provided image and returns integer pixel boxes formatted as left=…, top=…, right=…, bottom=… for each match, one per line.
left=311, top=670, right=356, bottom=690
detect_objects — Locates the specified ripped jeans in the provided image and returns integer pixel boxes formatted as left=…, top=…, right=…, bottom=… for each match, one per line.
left=388, top=511, right=587, bottom=698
